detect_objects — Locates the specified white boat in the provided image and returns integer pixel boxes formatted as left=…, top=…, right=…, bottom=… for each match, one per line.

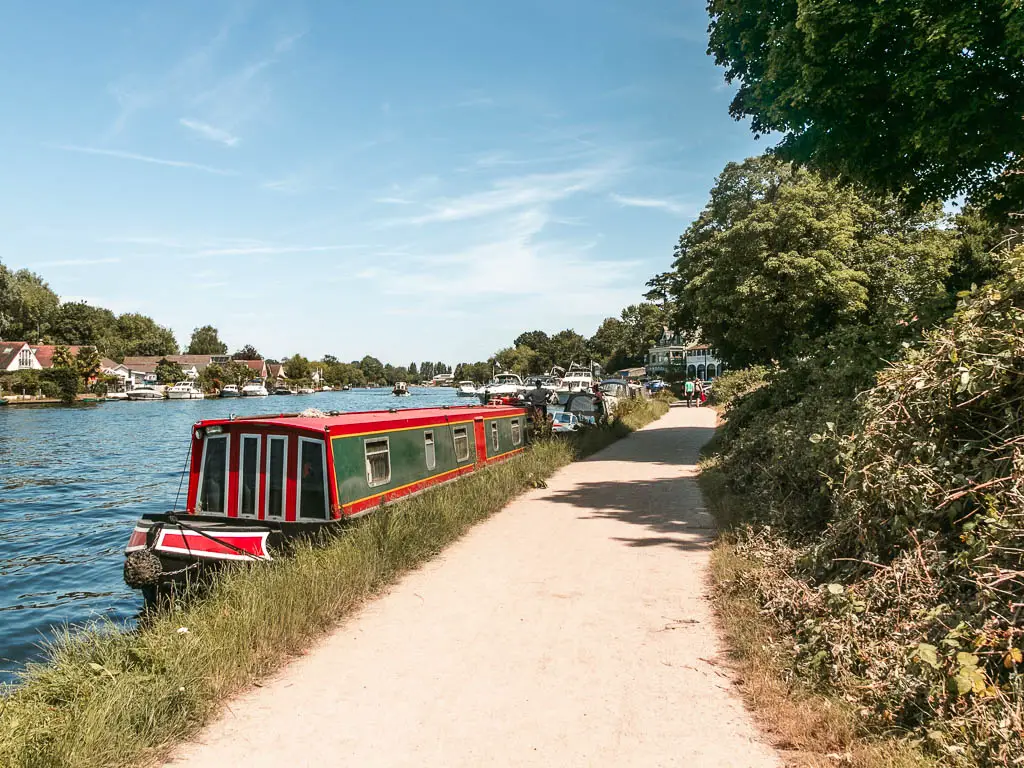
left=393, top=381, right=409, bottom=396
left=242, top=381, right=269, bottom=397
left=167, top=381, right=205, bottom=400
left=296, top=387, right=315, bottom=395
left=127, top=386, right=165, bottom=401
left=476, top=373, right=526, bottom=404
left=321, top=385, right=334, bottom=392
left=554, top=365, right=595, bottom=405
left=456, top=380, right=478, bottom=397
left=219, top=385, right=241, bottom=398
left=105, top=391, right=129, bottom=401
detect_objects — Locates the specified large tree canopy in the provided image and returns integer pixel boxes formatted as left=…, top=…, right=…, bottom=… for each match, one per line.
left=186, top=325, right=227, bottom=355
left=666, top=156, right=955, bottom=367
left=707, top=0, right=1024, bottom=210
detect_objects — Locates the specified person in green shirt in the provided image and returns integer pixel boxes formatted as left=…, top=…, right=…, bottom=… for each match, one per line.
left=684, top=378, right=695, bottom=407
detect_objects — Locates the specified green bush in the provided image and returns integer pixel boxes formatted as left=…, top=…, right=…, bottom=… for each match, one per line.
left=708, top=366, right=768, bottom=408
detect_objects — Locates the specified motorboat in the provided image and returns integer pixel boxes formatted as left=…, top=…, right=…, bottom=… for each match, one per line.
left=219, top=385, right=241, bottom=398
left=320, top=385, right=333, bottom=392
left=296, top=387, right=315, bottom=395
left=554, top=364, right=595, bottom=405
left=457, top=380, right=478, bottom=397
left=476, top=372, right=526, bottom=404
left=242, top=380, right=269, bottom=397
left=341, top=385, right=351, bottom=391
left=167, top=381, right=205, bottom=400
left=105, top=391, right=129, bottom=401
left=274, top=387, right=296, bottom=396
left=393, top=381, right=410, bottom=396
left=127, top=386, right=165, bottom=401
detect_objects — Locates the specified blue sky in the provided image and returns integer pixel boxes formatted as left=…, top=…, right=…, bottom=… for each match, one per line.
left=0, top=0, right=760, bottom=363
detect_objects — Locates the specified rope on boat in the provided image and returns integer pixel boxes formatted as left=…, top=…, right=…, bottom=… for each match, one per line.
left=167, top=515, right=263, bottom=560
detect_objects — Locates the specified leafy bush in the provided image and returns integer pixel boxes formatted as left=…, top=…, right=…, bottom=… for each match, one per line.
left=708, top=366, right=768, bottom=408
left=708, top=248, right=1024, bottom=764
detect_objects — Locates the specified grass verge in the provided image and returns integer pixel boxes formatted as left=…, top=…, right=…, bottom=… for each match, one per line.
left=699, top=457, right=936, bottom=768
left=0, top=399, right=669, bottom=768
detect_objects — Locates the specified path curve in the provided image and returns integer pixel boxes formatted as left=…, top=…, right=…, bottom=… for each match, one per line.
left=169, top=405, right=779, bottom=768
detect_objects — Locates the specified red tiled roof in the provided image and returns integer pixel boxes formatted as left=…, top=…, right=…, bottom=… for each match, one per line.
left=31, top=345, right=83, bottom=369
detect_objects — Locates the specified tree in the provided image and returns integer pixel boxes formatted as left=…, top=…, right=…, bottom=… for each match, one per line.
left=197, top=363, right=224, bottom=393
left=666, top=156, right=955, bottom=367
left=707, top=0, right=1024, bottom=210
left=359, top=355, right=385, bottom=383
left=75, top=346, right=101, bottom=381
left=232, top=344, right=261, bottom=360
left=110, top=313, right=178, bottom=359
left=618, top=304, right=666, bottom=365
left=547, top=330, right=589, bottom=368
left=0, top=263, right=15, bottom=338
left=587, top=318, right=624, bottom=371
left=408, top=362, right=418, bottom=382
left=49, top=302, right=117, bottom=349
left=155, top=358, right=185, bottom=384
left=492, top=345, right=539, bottom=376
left=284, top=354, right=311, bottom=381
left=186, top=325, right=227, bottom=355
left=51, top=345, right=76, bottom=370
left=7, top=270, right=59, bottom=342
left=419, top=361, right=434, bottom=380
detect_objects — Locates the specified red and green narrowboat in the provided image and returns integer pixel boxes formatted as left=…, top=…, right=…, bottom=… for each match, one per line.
left=123, top=404, right=528, bottom=598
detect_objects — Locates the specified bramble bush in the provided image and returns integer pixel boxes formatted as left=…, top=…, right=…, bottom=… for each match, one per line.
left=710, top=249, right=1024, bottom=764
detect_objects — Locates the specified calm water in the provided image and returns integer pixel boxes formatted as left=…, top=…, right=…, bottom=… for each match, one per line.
left=0, top=387, right=466, bottom=684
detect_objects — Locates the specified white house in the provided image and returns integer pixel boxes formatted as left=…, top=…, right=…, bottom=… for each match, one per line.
left=646, top=330, right=725, bottom=381
left=0, top=342, right=41, bottom=372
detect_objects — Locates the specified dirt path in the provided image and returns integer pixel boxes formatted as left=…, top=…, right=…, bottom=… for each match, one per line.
left=169, top=406, right=779, bottom=768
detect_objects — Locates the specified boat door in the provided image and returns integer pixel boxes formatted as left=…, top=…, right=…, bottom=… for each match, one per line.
left=473, top=417, right=487, bottom=464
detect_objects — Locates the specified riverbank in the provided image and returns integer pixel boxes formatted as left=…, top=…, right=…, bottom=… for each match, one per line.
left=0, top=397, right=670, bottom=768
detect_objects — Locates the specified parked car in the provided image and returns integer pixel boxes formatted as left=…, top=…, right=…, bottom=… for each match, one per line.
left=551, top=411, right=581, bottom=433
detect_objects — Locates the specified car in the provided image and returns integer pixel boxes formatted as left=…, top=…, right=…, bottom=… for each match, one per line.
left=550, top=411, right=580, bottom=433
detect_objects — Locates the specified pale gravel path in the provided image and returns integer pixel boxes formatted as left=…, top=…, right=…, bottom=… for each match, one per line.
left=169, top=405, right=779, bottom=768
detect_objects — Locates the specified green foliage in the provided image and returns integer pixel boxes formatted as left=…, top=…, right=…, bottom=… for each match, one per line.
left=2, top=269, right=60, bottom=342
left=667, top=156, right=955, bottom=367
left=75, top=346, right=101, bottom=381
left=50, top=344, right=76, bottom=370
left=492, top=345, right=538, bottom=376
left=283, top=354, right=311, bottom=381
left=154, top=358, right=185, bottom=384
left=231, top=344, right=260, bottom=361
left=49, top=302, right=117, bottom=348
left=108, top=314, right=178, bottom=359
left=44, top=368, right=81, bottom=404
left=707, top=366, right=768, bottom=408
left=707, top=0, right=1024, bottom=211
left=359, top=355, right=385, bottom=383
left=185, top=325, right=227, bottom=356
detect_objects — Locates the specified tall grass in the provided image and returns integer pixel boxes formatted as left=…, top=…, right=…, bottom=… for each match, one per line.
left=0, top=399, right=669, bottom=768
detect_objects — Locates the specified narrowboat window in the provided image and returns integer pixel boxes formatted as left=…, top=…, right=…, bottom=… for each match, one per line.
left=199, top=435, right=229, bottom=514
left=424, top=431, right=436, bottom=471
left=453, top=426, right=470, bottom=462
left=266, top=436, right=287, bottom=518
left=365, top=438, right=391, bottom=487
left=239, top=435, right=260, bottom=517
left=298, top=439, right=328, bottom=520
left=511, top=419, right=521, bottom=446
left=491, top=422, right=499, bottom=452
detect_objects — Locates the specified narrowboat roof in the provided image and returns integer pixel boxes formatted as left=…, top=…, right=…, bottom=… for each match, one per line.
left=196, top=404, right=526, bottom=436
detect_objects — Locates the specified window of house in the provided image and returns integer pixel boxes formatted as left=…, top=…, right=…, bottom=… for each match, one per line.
left=491, top=422, right=499, bottom=452
left=511, top=419, right=521, bottom=446
left=453, top=426, right=470, bottom=462
left=18, top=348, right=31, bottom=368
left=199, top=435, right=229, bottom=514
left=365, top=438, right=391, bottom=486
left=424, top=431, right=436, bottom=470
left=238, top=435, right=260, bottom=517
left=266, top=436, right=287, bottom=518
left=299, top=439, right=328, bottom=519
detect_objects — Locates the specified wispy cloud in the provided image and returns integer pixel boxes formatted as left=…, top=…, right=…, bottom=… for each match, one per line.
left=191, top=243, right=363, bottom=258
left=374, top=196, right=415, bottom=205
left=394, top=165, right=617, bottom=226
left=34, top=257, right=121, bottom=268
left=179, top=118, right=240, bottom=147
left=609, top=193, right=695, bottom=217
left=53, top=145, right=238, bottom=176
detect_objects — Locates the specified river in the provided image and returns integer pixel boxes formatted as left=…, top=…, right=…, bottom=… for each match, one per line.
left=0, top=387, right=467, bottom=684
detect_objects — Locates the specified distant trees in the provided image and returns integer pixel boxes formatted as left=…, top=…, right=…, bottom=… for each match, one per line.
left=186, top=325, right=227, bottom=355
left=108, top=313, right=178, bottom=358
left=283, top=354, right=311, bottom=381
left=359, top=355, right=385, bottom=383
left=155, top=358, right=185, bottom=384
left=232, top=344, right=261, bottom=360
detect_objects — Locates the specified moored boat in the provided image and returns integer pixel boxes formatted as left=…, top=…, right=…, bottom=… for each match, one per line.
left=127, top=386, right=165, bottom=401
left=167, top=381, right=205, bottom=400
left=553, top=364, right=595, bottom=405
left=456, top=380, right=478, bottom=397
left=393, top=381, right=409, bottom=396
left=123, top=404, right=529, bottom=600
left=220, top=384, right=241, bottom=398
left=297, top=386, right=315, bottom=395
left=475, top=372, right=526, bottom=404
left=241, top=380, right=269, bottom=397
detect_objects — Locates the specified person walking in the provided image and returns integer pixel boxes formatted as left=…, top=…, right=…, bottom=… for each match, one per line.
left=694, top=378, right=705, bottom=407
left=683, top=378, right=695, bottom=407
